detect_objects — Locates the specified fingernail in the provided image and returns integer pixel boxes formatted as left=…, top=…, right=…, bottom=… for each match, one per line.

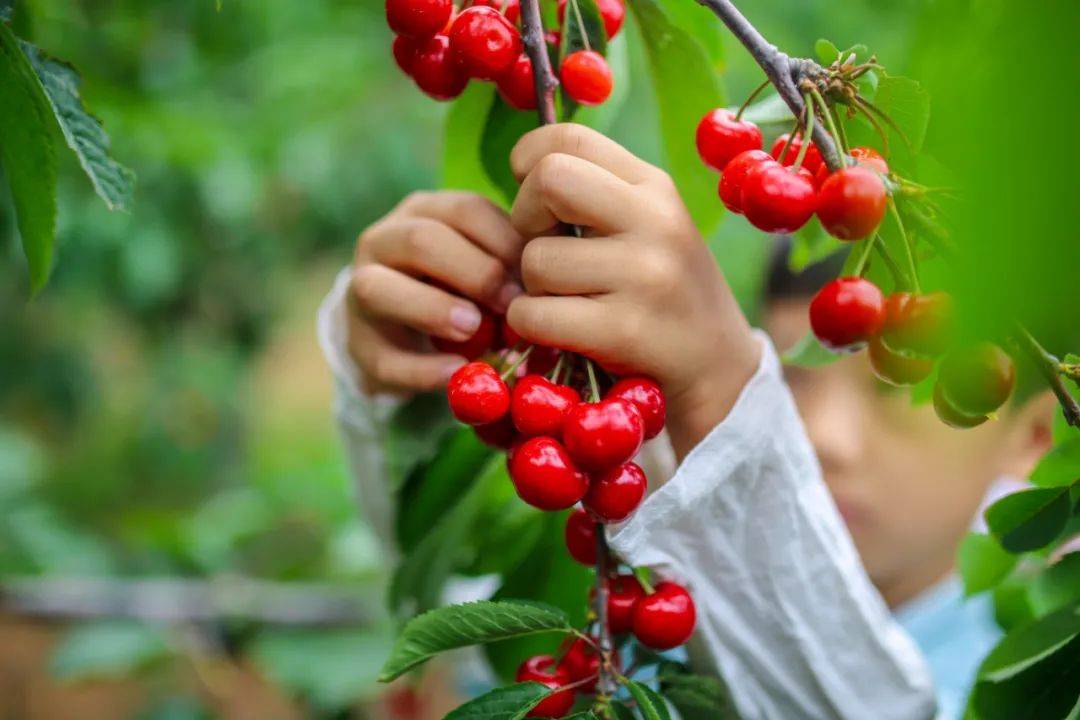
left=449, top=305, right=482, bottom=337
left=442, top=359, right=467, bottom=381
left=496, top=282, right=525, bottom=311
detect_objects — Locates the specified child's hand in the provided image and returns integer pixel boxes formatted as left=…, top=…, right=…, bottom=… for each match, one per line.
left=349, top=191, right=524, bottom=394
left=506, top=124, right=761, bottom=458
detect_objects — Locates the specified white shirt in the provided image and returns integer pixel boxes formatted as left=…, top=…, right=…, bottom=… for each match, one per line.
left=317, top=268, right=938, bottom=720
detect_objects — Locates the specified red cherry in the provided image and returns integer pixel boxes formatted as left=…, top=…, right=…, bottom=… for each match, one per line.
left=557, top=0, right=625, bottom=39
left=932, top=382, right=989, bottom=429
left=868, top=336, right=933, bottom=387
left=632, top=581, right=696, bottom=650
left=741, top=161, right=817, bottom=233
left=509, top=437, right=589, bottom=511
left=526, top=345, right=562, bottom=376
left=809, top=277, right=886, bottom=352
left=696, top=109, right=763, bottom=172
left=412, top=34, right=469, bottom=100
left=937, top=343, right=1015, bottom=417
left=431, top=309, right=497, bottom=360
left=770, top=132, right=824, bottom=176
left=545, top=30, right=561, bottom=47
left=386, top=0, right=454, bottom=39
left=497, top=53, right=537, bottom=110
left=718, top=149, right=771, bottom=214
left=504, top=0, right=521, bottom=24
left=606, top=377, right=666, bottom=439
left=563, top=398, right=644, bottom=472
left=392, top=35, right=420, bottom=75
left=558, top=637, right=601, bottom=692
left=516, top=655, right=575, bottom=718
left=816, top=166, right=888, bottom=241
left=511, top=375, right=580, bottom=438
left=499, top=316, right=522, bottom=348
left=447, top=361, right=510, bottom=425
left=564, top=508, right=597, bottom=565
left=880, top=292, right=954, bottom=358
left=561, top=50, right=613, bottom=106
left=449, top=6, right=522, bottom=80
left=583, top=462, right=646, bottom=523
left=474, top=414, right=518, bottom=449
left=605, top=574, right=645, bottom=634
left=850, top=146, right=889, bottom=175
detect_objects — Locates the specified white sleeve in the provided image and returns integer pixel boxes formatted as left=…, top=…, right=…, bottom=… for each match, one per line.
left=609, top=332, right=938, bottom=720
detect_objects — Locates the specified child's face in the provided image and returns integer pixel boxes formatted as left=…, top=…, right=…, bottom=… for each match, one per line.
left=764, top=298, right=1052, bottom=606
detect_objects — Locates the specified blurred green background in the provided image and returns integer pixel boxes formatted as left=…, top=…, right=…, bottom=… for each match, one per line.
left=0, top=0, right=1075, bottom=718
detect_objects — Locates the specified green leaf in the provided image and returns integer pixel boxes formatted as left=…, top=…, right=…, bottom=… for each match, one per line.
left=985, top=482, right=1077, bottom=554
left=627, top=0, right=725, bottom=236
left=958, top=532, right=1018, bottom=596
left=815, top=38, right=840, bottom=64
left=781, top=331, right=840, bottom=368
left=1028, top=553, right=1080, bottom=617
left=50, top=622, right=169, bottom=681
left=608, top=703, right=637, bottom=720
left=658, top=668, right=739, bottom=720
left=1031, top=438, right=1080, bottom=489
left=481, top=96, right=539, bottom=206
left=979, top=602, right=1080, bottom=683
left=739, top=93, right=794, bottom=127
left=788, top=216, right=845, bottom=272
left=873, top=73, right=931, bottom=153
left=559, top=0, right=607, bottom=117
left=625, top=680, right=673, bottom=720
left=0, top=21, right=58, bottom=292
left=384, top=393, right=454, bottom=491
left=19, top=40, right=135, bottom=211
left=442, top=83, right=505, bottom=201
left=444, top=682, right=552, bottom=720
left=970, top=633, right=1080, bottom=720
left=379, top=600, right=571, bottom=682
left=656, top=0, right=724, bottom=64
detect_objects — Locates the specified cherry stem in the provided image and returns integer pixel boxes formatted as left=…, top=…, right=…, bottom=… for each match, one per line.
left=807, top=84, right=846, bottom=167
left=633, top=566, right=655, bottom=595
left=548, top=351, right=567, bottom=383
left=518, top=0, right=558, bottom=125
left=888, top=200, right=921, bottom=293
left=569, top=0, right=593, bottom=53
left=735, top=77, right=771, bottom=120
left=586, top=358, right=602, bottom=403
left=852, top=96, right=891, bottom=157
left=873, top=242, right=906, bottom=288
left=792, top=92, right=815, bottom=170
left=593, top=522, right=617, bottom=698
left=831, top=104, right=850, bottom=154
left=500, top=345, right=534, bottom=381
left=1014, top=327, right=1080, bottom=428
left=851, top=235, right=877, bottom=277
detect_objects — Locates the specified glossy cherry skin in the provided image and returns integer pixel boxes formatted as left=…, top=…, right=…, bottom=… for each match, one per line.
left=564, top=508, right=597, bottom=565
left=411, top=34, right=469, bottom=100
left=741, top=161, right=817, bottom=233
left=937, top=343, right=1015, bottom=416
left=473, top=414, right=518, bottom=449
left=770, top=132, right=824, bottom=175
left=557, top=0, right=625, bottom=38
left=560, top=50, right=613, bottom=106
left=431, top=309, right=497, bottom=360
left=558, top=637, right=601, bottom=692
left=447, top=361, right=510, bottom=425
left=816, top=166, right=888, bottom=241
left=392, top=35, right=420, bottom=75
left=606, top=377, right=666, bottom=439
left=695, top=109, right=763, bottom=172
left=718, top=149, right=770, bottom=214
left=386, top=0, right=454, bottom=38
left=605, top=574, right=646, bottom=634
left=563, top=398, right=645, bottom=472
left=809, top=277, right=886, bottom=352
left=511, top=375, right=580, bottom=438
left=449, top=6, right=522, bottom=80
left=880, top=292, right=953, bottom=358
left=497, top=53, right=537, bottom=110
left=632, top=581, right=696, bottom=650
left=868, top=336, right=933, bottom=387
left=813, top=146, right=889, bottom=189
left=932, top=382, right=989, bottom=429
left=516, top=655, right=575, bottom=718
left=583, top=461, right=646, bottom=522
left=509, top=437, right=589, bottom=511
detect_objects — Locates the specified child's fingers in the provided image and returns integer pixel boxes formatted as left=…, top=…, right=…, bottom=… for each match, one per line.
left=398, top=190, right=524, bottom=265
left=507, top=294, right=638, bottom=360
left=519, top=235, right=624, bottom=296
left=348, top=319, right=465, bottom=393
left=352, top=263, right=484, bottom=342
left=510, top=123, right=658, bottom=186
left=511, top=153, right=642, bottom=236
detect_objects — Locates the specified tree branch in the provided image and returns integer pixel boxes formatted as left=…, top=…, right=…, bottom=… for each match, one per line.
left=593, top=523, right=617, bottom=698
left=692, top=0, right=843, bottom=171
left=1014, top=327, right=1080, bottom=428
left=519, top=0, right=558, bottom=125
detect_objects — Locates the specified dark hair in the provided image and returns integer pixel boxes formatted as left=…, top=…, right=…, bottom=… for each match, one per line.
left=765, top=237, right=847, bottom=301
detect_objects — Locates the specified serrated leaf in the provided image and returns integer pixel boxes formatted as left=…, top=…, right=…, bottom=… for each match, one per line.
left=625, top=680, right=673, bottom=720
left=873, top=73, right=930, bottom=153
left=781, top=331, right=840, bottom=368
left=481, top=96, right=539, bottom=206
left=958, top=532, right=1017, bottom=596
left=658, top=669, right=738, bottom=720
left=978, top=602, right=1080, bottom=683
left=379, top=600, right=571, bottom=681
left=985, top=482, right=1077, bottom=554
left=444, top=682, right=552, bottom=720
left=19, top=39, right=134, bottom=211
left=1030, top=438, right=1080, bottom=489
left=815, top=38, right=839, bottom=64
left=0, top=21, right=57, bottom=292
left=627, top=0, right=725, bottom=236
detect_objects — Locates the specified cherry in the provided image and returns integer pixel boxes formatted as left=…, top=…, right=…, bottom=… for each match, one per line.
left=500, top=316, right=522, bottom=348
left=447, top=361, right=510, bottom=425
left=392, top=35, right=420, bottom=75
left=937, top=343, right=1015, bottom=416
left=558, top=637, right=601, bottom=693
left=560, top=50, right=613, bottom=106
left=386, top=0, right=454, bottom=39
left=604, top=573, right=645, bottom=634
left=526, top=345, right=562, bottom=376
left=813, top=146, right=888, bottom=189
left=718, top=149, right=770, bottom=214
left=816, top=166, right=888, bottom=241
left=605, top=376, right=666, bottom=439
left=741, top=161, right=817, bottom=233
left=770, top=132, right=824, bottom=176
left=563, top=398, right=644, bottom=472
left=474, top=414, right=518, bottom=449
left=516, top=655, right=575, bottom=718
left=809, top=277, right=886, bottom=352
left=432, top=309, right=497, bottom=359
left=564, top=508, right=597, bottom=565
left=497, top=53, right=537, bottom=110
left=632, top=581, right=696, bottom=650
left=412, top=35, right=469, bottom=100
left=557, top=0, right=625, bottom=39
left=449, top=6, right=522, bottom=80
left=503, top=0, right=521, bottom=25
left=932, top=382, right=989, bottom=429
left=695, top=109, right=763, bottom=172
left=583, top=461, right=646, bottom=522
left=868, top=335, right=933, bottom=387
left=509, top=436, right=589, bottom=511
left=511, top=375, right=580, bottom=438
left=880, top=291, right=953, bottom=358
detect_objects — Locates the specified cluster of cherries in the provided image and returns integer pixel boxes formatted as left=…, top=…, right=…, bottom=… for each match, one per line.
left=385, top=0, right=620, bottom=108
left=438, top=313, right=696, bottom=716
